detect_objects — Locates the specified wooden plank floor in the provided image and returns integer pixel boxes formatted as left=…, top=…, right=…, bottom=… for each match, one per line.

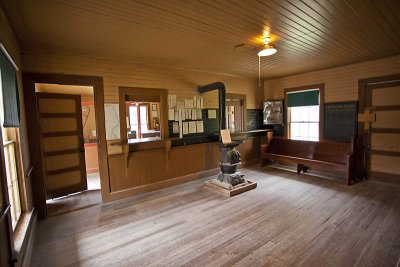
left=31, top=166, right=400, bottom=267
left=46, top=173, right=101, bottom=217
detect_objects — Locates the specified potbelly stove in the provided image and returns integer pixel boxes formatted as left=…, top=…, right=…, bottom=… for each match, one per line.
left=198, top=82, right=257, bottom=196
left=217, top=141, right=245, bottom=189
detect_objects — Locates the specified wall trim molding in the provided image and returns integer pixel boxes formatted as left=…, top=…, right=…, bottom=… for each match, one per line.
left=109, top=168, right=220, bottom=201
left=108, top=157, right=260, bottom=202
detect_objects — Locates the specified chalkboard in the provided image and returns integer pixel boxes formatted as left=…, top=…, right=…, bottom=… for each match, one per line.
left=324, top=101, right=358, bottom=141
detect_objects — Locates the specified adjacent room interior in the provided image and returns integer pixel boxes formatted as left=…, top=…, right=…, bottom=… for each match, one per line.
left=0, top=1, right=399, bottom=266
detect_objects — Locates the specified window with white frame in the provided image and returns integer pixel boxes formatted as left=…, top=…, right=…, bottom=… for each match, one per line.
left=127, top=102, right=160, bottom=142
left=0, top=70, right=22, bottom=229
left=288, top=105, right=319, bottom=141
left=287, top=89, right=320, bottom=141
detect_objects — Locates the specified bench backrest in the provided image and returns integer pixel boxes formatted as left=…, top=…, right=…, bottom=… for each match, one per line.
left=267, top=138, right=316, bottom=159
left=266, top=138, right=353, bottom=164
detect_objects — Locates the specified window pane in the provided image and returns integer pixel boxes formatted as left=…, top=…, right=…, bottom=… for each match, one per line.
left=299, top=106, right=309, bottom=121
left=129, top=106, right=139, bottom=134
left=140, top=106, right=148, bottom=132
left=290, top=122, right=300, bottom=139
left=140, top=106, right=147, bottom=122
left=299, top=123, right=309, bottom=138
left=289, top=104, right=320, bottom=141
left=290, top=107, right=300, bottom=122
left=309, top=123, right=319, bottom=139
left=309, top=105, right=319, bottom=122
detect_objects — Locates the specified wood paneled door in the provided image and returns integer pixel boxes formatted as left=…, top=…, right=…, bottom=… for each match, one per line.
left=36, top=93, right=88, bottom=199
left=360, top=75, right=400, bottom=184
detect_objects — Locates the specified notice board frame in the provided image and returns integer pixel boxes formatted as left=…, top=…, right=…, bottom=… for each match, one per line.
left=324, top=101, right=358, bottom=141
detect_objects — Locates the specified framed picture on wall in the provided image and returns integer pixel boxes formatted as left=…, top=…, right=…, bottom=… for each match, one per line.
left=152, top=104, right=157, bottom=111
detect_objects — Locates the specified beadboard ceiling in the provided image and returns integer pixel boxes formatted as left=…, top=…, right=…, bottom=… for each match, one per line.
left=3, top=0, right=400, bottom=79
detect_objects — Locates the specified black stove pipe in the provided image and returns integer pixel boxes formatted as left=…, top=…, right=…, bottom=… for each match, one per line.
left=198, top=82, right=226, bottom=141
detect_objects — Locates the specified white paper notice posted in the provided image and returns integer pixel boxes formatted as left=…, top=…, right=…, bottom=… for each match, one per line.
left=182, top=122, right=189, bottom=135
left=196, top=121, right=204, bottom=133
left=172, top=122, right=179, bottom=133
left=189, top=121, right=196, bottom=134
left=208, top=109, right=217, bottom=119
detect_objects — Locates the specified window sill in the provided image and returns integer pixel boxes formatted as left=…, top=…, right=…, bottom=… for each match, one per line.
left=13, top=210, right=35, bottom=260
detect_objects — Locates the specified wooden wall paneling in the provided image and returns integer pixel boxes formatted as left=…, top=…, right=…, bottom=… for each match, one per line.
left=21, top=48, right=262, bottom=108
left=371, top=133, right=400, bottom=152
left=108, top=136, right=263, bottom=199
left=84, top=144, right=99, bottom=173
left=370, top=155, right=400, bottom=175
left=264, top=56, right=400, bottom=103
left=108, top=155, right=129, bottom=192
left=129, top=149, right=168, bottom=186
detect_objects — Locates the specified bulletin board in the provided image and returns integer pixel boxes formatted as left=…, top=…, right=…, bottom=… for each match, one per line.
left=324, top=101, right=358, bottom=141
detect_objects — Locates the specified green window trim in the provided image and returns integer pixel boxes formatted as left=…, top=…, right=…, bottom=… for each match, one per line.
left=0, top=49, right=20, bottom=128
left=287, top=89, right=319, bottom=107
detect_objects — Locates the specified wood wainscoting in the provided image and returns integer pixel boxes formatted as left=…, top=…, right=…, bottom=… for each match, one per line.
left=108, top=136, right=264, bottom=201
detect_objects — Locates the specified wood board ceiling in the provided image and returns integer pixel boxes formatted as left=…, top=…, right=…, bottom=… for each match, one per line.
left=3, top=0, right=400, bottom=79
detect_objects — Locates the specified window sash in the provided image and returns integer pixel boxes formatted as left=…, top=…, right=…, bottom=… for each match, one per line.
left=289, top=105, right=320, bottom=141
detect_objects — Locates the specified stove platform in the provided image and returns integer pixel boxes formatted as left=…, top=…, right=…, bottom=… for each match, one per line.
left=205, top=179, right=257, bottom=197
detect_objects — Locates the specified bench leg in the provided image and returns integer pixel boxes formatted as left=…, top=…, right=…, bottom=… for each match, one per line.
left=297, top=164, right=309, bottom=174
left=261, top=158, right=269, bottom=167
left=346, top=169, right=352, bottom=186
left=302, top=165, right=309, bottom=173
left=297, top=164, right=303, bottom=174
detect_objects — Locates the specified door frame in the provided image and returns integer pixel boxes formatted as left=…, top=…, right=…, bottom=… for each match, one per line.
left=358, top=73, right=400, bottom=182
left=23, top=73, right=110, bottom=219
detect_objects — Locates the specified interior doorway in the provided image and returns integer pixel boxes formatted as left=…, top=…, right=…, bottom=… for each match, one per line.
left=359, top=74, right=400, bottom=184
left=35, top=83, right=101, bottom=216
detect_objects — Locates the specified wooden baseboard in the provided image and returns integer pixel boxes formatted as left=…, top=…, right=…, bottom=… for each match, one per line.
left=107, top=168, right=220, bottom=202
left=369, top=171, right=400, bottom=185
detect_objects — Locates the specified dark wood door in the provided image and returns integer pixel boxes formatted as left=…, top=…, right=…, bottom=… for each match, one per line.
left=36, top=93, right=87, bottom=199
left=364, top=79, right=400, bottom=183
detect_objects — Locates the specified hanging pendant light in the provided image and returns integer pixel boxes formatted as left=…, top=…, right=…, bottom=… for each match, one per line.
left=258, top=36, right=277, bottom=86
left=257, top=37, right=277, bottom=57
left=258, top=45, right=277, bottom=56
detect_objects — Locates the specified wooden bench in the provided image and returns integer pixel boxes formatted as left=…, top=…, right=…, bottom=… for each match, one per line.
left=260, top=137, right=355, bottom=185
